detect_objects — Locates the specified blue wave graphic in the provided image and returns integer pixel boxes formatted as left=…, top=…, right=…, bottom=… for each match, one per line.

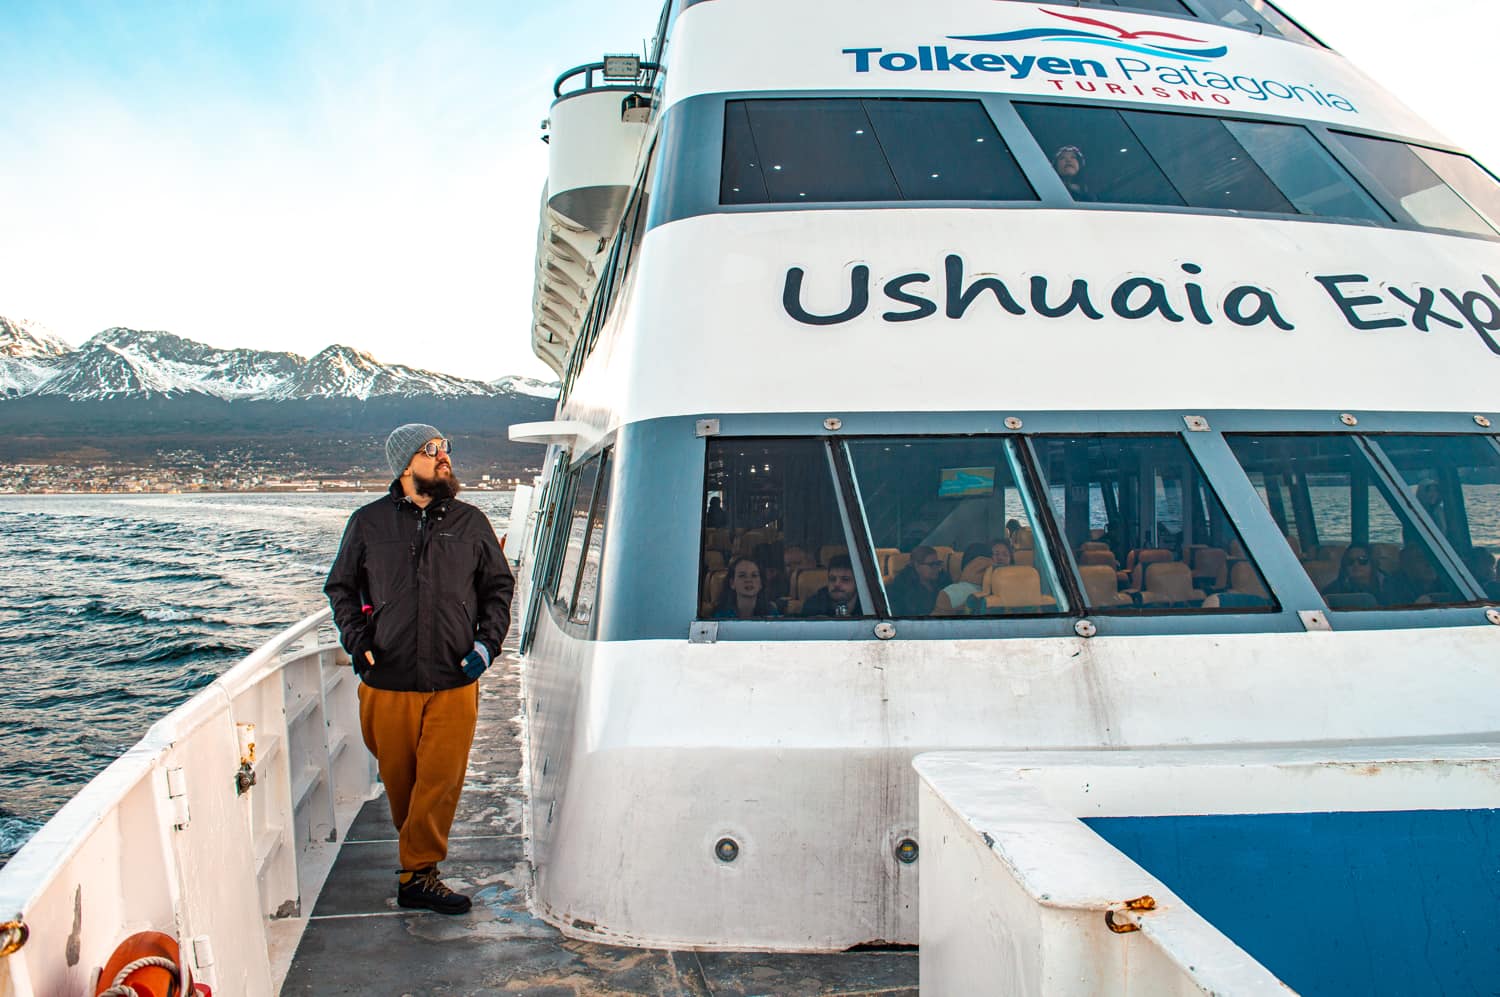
left=948, top=29, right=1227, bottom=62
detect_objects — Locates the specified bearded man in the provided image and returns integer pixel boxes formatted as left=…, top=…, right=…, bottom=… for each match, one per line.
left=324, top=423, right=514, bottom=914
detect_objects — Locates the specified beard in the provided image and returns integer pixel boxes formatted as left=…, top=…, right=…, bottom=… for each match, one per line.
left=413, top=464, right=462, bottom=501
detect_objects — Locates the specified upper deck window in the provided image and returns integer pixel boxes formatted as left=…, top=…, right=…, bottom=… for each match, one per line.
left=721, top=98, right=1036, bottom=205
left=997, top=0, right=1320, bottom=44
left=1332, top=133, right=1500, bottom=237
left=1016, top=102, right=1388, bottom=222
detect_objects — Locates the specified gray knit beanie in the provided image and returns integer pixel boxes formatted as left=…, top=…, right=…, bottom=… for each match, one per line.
left=385, top=423, right=443, bottom=477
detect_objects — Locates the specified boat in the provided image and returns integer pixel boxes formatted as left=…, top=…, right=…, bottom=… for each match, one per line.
left=5, top=0, right=1500, bottom=993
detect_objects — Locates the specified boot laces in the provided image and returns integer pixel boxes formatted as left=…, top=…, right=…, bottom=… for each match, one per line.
left=418, top=868, right=454, bottom=896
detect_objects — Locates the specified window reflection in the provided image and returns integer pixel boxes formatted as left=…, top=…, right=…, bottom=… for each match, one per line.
left=571, top=451, right=611, bottom=625
left=1332, top=133, right=1499, bottom=236
left=845, top=438, right=1068, bottom=616
left=1373, top=435, right=1500, bottom=601
left=553, top=458, right=599, bottom=613
left=721, top=98, right=1035, bottom=205
left=1032, top=436, right=1275, bottom=612
left=1227, top=436, right=1474, bottom=610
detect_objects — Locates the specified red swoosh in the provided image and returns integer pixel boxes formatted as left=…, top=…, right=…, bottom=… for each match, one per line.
left=1042, top=7, right=1211, bottom=44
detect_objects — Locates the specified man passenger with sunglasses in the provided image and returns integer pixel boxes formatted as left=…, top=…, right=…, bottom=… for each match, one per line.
left=325, top=422, right=514, bottom=915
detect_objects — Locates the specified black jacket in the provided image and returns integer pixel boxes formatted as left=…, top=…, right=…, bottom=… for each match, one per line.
left=324, top=480, right=514, bottom=691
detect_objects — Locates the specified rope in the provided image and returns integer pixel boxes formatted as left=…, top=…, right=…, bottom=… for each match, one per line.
left=0, top=920, right=27, bottom=957
left=97, top=955, right=181, bottom=996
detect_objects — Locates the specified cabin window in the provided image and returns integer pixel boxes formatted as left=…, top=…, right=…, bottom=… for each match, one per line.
left=699, top=439, right=861, bottom=619
left=571, top=449, right=613, bottom=625
left=1371, top=435, right=1500, bottom=600
left=844, top=438, right=1070, bottom=617
left=1030, top=436, right=1276, bottom=612
left=1227, top=435, right=1475, bottom=610
left=1000, top=0, right=1192, bottom=15
left=1017, top=103, right=1387, bottom=222
left=721, top=98, right=1036, bottom=205
left=552, top=457, right=600, bottom=614
left=1331, top=133, right=1500, bottom=237
left=1193, top=0, right=1320, bottom=44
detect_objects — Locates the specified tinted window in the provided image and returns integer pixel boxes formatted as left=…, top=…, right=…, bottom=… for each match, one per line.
left=1032, top=436, right=1275, bottom=613
left=721, top=98, right=1035, bottom=205
left=1333, top=133, right=1498, bottom=236
left=1227, top=435, right=1472, bottom=610
left=845, top=438, right=1069, bottom=617
left=1374, top=435, right=1500, bottom=600
left=571, top=450, right=611, bottom=624
left=1019, top=104, right=1383, bottom=221
left=1194, top=0, right=1321, bottom=43
left=1412, top=148, right=1500, bottom=232
left=700, top=439, right=856, bottom=618
left=552, top=458, right=599, bottom=612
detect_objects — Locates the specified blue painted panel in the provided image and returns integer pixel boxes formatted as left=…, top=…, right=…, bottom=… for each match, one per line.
left=1084, top=810, right=1500, bottom=996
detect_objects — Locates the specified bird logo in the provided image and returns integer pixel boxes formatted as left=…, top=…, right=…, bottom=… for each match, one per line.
left=950, top=8, right=1229, bottom=62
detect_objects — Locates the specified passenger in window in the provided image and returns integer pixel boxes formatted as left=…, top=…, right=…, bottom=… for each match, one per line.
left=1005, top=520, right=1024, bottom=548
left=1051, top=145, right=1095, bottom=202
left=936, top=543, right=993, bottom=616
left=1321, top=545, right=1386, bottom=605
left=784, top=544, right=814, bottom=575
left=713, top=556, right=781, bottom=619
left=990, top=539, right=1015, bottom=568
left=1384, top=546, right=1445, bottom=605
left=1467, top=546, right=1500, bottom=600
left=705, top=495, right=727, bottom=529
left=800, top=554, right=862, bottom=617
left=1413, top=480, right=1448, bottom=534
left=887, top=545, right=951, bottom=616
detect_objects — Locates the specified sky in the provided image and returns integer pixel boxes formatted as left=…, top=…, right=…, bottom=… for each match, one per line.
left=1, top=0, right=1497, bottom=382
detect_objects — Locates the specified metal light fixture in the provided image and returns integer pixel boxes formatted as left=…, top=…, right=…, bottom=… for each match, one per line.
left=602, top=54, right=641, bottom=80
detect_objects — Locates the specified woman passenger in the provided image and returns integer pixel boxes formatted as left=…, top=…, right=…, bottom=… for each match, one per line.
left=714, top=556, right=780, bottom=619
left=935, top=543, right=994, bottom=616
left=1322, top=545, right=1385, bottom=605
left=990, top=539, right=1015, bottom=568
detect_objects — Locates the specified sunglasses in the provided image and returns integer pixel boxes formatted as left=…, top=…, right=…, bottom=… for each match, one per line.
left=1346, top=555, right=1371, bottom=566
left=418, top=439, right=452, bottom=458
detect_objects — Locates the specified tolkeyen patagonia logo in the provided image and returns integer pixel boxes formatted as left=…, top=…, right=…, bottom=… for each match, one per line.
left=841, top=7, right=1357, bottom=113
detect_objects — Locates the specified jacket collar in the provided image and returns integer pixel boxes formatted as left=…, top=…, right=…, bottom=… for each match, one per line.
left=387, top=477, right=453, bottom=517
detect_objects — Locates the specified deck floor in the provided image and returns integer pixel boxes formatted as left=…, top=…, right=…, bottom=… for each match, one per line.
left=281, top=642, right=918, bottom=996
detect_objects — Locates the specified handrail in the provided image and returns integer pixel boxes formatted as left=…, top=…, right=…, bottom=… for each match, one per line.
left=553, top=60, right=661, bottom=99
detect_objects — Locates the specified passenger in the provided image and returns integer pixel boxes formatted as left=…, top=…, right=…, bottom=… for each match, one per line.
left=1005, top=519, right=1023, bottom=547
left=990, top=539, right=1015, bottom=568
left=886, top=545, right=951, bottom=616
left=800, top=554, right=862, bottom=617
left=1468, top=546, right=1500, bottom=599
left=1321, top=544, right=1385, bottom=603
left=704, top=495, right=727, bottom=528
left=1051, top=145, right=1094, bottom=202
left=784, top=544, right=814, bottom=575
left=1414, top=479, right=1448, bottom=534
left=935, top=543, right=993, bottom=615
left=1383, top=546, right=1441, bottom=605
left=714, top=556, right=780, bottom=619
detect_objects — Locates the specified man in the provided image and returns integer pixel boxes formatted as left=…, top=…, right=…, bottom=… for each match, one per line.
left=886, top=545, right=950, bottom=616
left=325, top=423, right=514, bottom=915
left=800, top=554, right=862, bottom=617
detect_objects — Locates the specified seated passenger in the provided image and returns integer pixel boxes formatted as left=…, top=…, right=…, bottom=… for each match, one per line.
left=713, top=556, right=781, bottom=619
left=784, top=544, right=814, bottom=575
left=887, top=545, right=951, bottom=616
left=990, top=539, right=1015, bottom=568
left=936, top=543, right=993, bottom=615
left=1052, top=145, right=1094, bottom=202
left=1321, top=545, right=1386, bottom=604
left=800, top=554, right=862, bottom=617
left=1384, top=546, right=1443, bottom=605
left=1467, top=546, right=1500, bottom=600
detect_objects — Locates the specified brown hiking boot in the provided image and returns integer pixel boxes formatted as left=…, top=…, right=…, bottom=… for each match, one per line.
left=396, top=867, right=472, bottom=915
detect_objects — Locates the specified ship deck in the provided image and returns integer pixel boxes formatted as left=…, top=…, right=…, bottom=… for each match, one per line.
left=281, top=639, right=918, bottom=996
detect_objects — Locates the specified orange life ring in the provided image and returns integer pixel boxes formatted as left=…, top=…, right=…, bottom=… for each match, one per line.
left=93, top=930, right=198, bottom=997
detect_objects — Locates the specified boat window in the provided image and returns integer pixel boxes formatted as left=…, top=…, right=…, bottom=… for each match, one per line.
left=1031, top=436, right=1276, bottom=612
left=1226, top=435, right=1473, bottom=610
left=571, top=449, right=612, bottom=625
left=845, top=438, right=1069, bottom=617
left=1409, top=148, right=1500, bottom=233
left=552, top=457, right=600, bottom=614
left=1371, top=435, right=1500, bottom=600
left=1193, top=0, right=1321, bottom=44
left=1017, top=103, right=1386, bottom=221
left=699, top=439, right=860, bottom=619
left=721, top=98, right=1036, bottom=205
left=1331, top=133, right=1499, bottom=237
left=999, top=0, right=1193, bottom=15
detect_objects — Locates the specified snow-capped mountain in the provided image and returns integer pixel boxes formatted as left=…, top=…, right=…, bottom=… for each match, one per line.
left=490, top=375, right=562, bottom=398
left=270, top=345, right=498, bottom=400
left=0, top=318, right=71, bottom=396
left=0, top=318, right=555, bottom=402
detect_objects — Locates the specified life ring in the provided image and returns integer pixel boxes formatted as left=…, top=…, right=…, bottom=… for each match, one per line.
left=93, top=930, right=207, bottom=997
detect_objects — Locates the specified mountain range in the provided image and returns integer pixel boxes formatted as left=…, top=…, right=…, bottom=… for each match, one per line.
left=0, top=317, right=558, bottom=402
left=0, top=317, right=560, bottom=477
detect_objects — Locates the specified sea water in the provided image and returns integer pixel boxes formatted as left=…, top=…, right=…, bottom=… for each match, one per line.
left=0, top=490, right=513, bottom=865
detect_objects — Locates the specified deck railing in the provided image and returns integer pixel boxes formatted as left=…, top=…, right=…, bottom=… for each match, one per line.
left=0, top=608, right=376, bottom=997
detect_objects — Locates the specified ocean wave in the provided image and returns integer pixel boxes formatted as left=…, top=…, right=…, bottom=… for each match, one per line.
left=0, top=817, right=43, bottom=859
